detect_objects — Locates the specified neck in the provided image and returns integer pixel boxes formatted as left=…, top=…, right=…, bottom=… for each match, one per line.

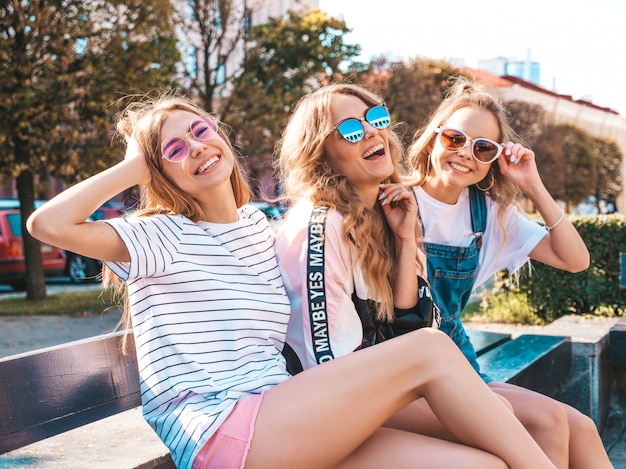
left=198, top=184, right=240, bottom=223
left=356, top=185, right=381, bottom=209
left=423, top=179, right=463, bottom=205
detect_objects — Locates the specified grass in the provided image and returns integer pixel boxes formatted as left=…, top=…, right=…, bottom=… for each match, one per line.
left=0, top=289, right=121, bottom=316
left=461, top=290, right=546, bottom=325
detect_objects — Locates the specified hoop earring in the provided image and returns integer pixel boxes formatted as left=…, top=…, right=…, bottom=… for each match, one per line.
left=476, top=170, right=495, bottom=192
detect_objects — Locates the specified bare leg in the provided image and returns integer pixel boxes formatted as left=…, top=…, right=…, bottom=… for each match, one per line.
left=489, top=382, right=570, bottom=469
left=383, top=394, right=514, bottom=441
left=334, top=427, right=507, bottom=469
left=246, top=328, right=555, bottom=469
left=489, top=381, right=613, bottom=469
left=564, top=402, right=613, bottom=469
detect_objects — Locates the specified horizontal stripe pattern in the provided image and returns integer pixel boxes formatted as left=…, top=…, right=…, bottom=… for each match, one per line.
left=105, top=205, right=291, bottom=469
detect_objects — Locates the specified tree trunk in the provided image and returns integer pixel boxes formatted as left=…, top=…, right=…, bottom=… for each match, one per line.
left=17, top=169, right=47, bottom=301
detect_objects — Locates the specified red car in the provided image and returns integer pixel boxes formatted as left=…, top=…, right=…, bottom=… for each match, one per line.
left=0, top=208, right=66, bottom=290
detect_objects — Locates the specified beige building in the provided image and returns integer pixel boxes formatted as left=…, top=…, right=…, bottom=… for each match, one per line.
left=466, top=68, right=626, bottom=213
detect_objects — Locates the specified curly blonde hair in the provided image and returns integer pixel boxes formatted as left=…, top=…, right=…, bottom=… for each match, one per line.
left=404, top=77, right=522, bottom=227
left=275, top=83, right=421, bottom=322
left=103, top=91, right=251, bottom=343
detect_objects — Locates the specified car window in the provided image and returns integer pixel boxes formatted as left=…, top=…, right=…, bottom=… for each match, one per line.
left=7, top=213, right=21, bottom=236
left=90, top=210, right=105, bottom=221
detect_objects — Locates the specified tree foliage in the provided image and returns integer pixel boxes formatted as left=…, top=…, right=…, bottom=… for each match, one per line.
left=379, top=58, right=459, bottom=147
left=174, top=0, right=249, bottom=113
left=0, top=0, right=179, bottom=299
left=535, top=124, right=596, bottom=208
left=591, top=136, right=623, bottom=208
left=505, top=100, right=550, bottom=149
left=223, top=8, right=360, bottom=195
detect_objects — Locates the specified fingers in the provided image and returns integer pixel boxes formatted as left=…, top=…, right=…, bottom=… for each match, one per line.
left=501, top=142, right=534, bottom=165
left=378, top=184, right=414, bottom=207
left=124, top=135, right=144, bottom=161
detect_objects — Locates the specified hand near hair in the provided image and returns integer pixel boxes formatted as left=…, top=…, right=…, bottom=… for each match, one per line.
left=124, top=135, right=152, bottom=186
left=378, top=183, right=418, bottom=243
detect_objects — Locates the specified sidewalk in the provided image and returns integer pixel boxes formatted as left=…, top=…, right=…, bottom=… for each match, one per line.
left=0, top=308, right=122, bottom=359
left=0, top=312, right=624, bottom=467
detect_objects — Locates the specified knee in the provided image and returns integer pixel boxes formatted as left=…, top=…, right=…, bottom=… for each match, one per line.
left=536, top=400, right=569, bottom=434
left=515, top=397, right=569, bottom=436
left=567, top=407, right=600, bottom=437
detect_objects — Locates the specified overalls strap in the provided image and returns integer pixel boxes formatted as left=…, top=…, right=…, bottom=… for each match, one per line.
left=469, top=185, right=487, bottom=249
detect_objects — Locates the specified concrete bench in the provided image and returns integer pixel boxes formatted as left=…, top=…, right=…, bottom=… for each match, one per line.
left=609, top=318, right=626, bottom=367
left=467, top=329, right=571, bottom=396
left=0, top=331, right=174, bottom=468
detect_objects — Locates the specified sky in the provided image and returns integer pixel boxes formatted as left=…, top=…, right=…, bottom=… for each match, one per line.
left=318, top=0, right=626, bottom=117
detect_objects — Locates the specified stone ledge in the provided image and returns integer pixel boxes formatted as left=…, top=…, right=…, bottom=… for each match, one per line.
left=0, top=407, right=174, bottom=469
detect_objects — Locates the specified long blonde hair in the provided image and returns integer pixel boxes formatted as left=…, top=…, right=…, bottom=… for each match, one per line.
left=103, top=92, right=251, bottom=342
left=275, top=83, right=420, bottom=322
left=405, top=77, right=522, bottom=225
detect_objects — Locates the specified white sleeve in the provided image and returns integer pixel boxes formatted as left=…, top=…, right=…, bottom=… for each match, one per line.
left=475, top=206, right=548, bottom=287
left=103, top=215, right=181, bottom=281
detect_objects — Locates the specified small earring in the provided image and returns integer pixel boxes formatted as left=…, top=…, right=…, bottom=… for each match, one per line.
left=476, top=170, right=494, bottom=192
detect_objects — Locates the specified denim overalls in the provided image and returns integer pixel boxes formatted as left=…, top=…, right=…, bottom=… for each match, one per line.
left=419, top=186, right=491, bottom=381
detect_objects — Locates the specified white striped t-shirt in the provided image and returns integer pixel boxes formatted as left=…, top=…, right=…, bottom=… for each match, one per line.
left=105, top=205, right=291, bottom=469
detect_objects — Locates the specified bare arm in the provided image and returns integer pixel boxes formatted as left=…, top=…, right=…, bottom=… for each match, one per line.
left=27, top=140, right=150, bottom=263
left=379, top=184, right=419, bottom=308
left=497, top=143, right=589, bottom=272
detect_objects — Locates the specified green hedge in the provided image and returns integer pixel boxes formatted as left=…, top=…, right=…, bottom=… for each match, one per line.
left=514, top=214, right=626, bottom=322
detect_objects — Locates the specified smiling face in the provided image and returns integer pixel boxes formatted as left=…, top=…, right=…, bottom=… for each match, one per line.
left=159, top=110, right=235, bottom=205
left=324, top=94, right=394, bottom=205
left=425, top=105, right=501, bottom=204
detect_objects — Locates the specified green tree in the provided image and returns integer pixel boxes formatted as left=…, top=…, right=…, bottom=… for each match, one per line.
left=381, top=58, right=459, bottom=147
left=223, top=8, right=360, bottom=196
left=591, top=136, right=623, bottom=212
left=505, top=100, right=550, bottom=148
left=0, top=0, right=179, bottom=300
left=535, top=124, right=596, bottom=209
left=174, top=0, right=250, bottom=113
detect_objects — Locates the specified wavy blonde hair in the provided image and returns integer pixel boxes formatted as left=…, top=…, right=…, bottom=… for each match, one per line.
left=275, top=83, right=421, bottom=322
left=404, top=77, right=522, bottom=228
left=103, top=92, right=251, bottom=345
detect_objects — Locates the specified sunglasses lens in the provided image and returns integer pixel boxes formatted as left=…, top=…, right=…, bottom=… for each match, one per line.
left=366, top=105, right=390, bottom=129
left=337, top=119, right=365, bottom=143
left=191, top=116, right=218, bottom=141
left=161, top=137, right=189, bottom=162
left=473, top=139, right=501, bottom=162
left=440, top=128, right=467, bottom=150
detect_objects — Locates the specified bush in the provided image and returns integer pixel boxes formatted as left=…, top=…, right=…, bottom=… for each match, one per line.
left=492, top=214, right=626, bottom=323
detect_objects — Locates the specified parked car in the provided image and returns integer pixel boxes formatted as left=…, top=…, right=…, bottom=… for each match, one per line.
left=65, top=202, right=129, bottom=284
left=0, top=208, right=66, bottom=290
left=247, top=201, right=285, bottom=223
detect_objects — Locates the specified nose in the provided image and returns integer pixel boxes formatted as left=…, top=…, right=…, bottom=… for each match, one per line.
left=457, top=138, right=473, bottom=159
left=186, top=135, right=206, bottom=159
left=362, top=119, right=379, bottom=138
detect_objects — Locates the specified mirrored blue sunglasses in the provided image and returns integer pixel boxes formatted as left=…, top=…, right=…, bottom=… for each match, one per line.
left=333, top=104, right=391, bottom=143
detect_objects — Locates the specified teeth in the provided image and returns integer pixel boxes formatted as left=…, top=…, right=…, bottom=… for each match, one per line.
left=450, top=162, right=470, bottom=173
left=197, top=156, right=219, bottom=174
left=363, top=144, right=384, bottom=159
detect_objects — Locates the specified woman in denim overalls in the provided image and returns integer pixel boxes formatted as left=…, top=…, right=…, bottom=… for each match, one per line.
left=403, top=77, right=612, bottom=469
